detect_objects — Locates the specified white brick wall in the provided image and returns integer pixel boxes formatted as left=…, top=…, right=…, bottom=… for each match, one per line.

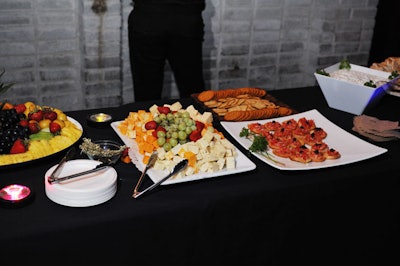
left=0, top=0, right=379, bottom=111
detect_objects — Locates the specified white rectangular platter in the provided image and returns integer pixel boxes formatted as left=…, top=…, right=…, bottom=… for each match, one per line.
left=111, top=121, right=256, bottom=185
left=220, top=109, right=388, bottom=170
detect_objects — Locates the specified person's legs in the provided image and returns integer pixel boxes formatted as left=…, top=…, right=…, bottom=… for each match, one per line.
left=167, top=14, right=205, bottom=98
left=128, top=12, right=167, bottom=101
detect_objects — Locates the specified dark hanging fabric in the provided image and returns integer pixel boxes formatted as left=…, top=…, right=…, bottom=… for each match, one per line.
left=368, top=0, right=400, bottom=65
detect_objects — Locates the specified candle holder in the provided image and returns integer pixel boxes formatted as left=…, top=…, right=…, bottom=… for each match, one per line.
left=0, top=184, right=34, bottom=208
left=86, top=113, right=113, bottom=128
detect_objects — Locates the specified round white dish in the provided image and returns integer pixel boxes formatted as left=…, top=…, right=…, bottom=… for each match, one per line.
left=44, top=159, right=117, bottom=207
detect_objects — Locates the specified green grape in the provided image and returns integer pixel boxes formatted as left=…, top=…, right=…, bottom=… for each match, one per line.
left=157, top=137, right=166, bottom=146
left=182, top=111, right=190, bottom=118
left=178, top=122, right=186, bottom=131
left=185, top=127, right=192, bottom=135
left=163, top=142, right=172, bottom=151
left=157, top=130, right=166, bottom=138
left=191, top=125, right=197, bottom=131
left=169, top=138, right=178, bottom=147
left=159, top=113, right=167, bottom=121
left=166, top=131, right=172, bottom=139
left=160, top=120, right=168, bottom=127
left=179, top=139, right=188, bottom=144
left=185, top=118, right=193, bottom=127
left=154, top=116, right=161, bottom=124
left=178, top=130, right=187, bottom=140
left=167, top=113, right=174, bottom=121
left=171, top=131, right=178, bottom=139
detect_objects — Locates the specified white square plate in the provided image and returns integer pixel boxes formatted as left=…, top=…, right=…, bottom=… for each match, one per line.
left=220, top=109, right=388, bottom=170
left=111, top=122, right=256, bottom=185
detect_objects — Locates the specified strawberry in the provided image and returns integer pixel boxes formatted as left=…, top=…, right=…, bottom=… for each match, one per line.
left=49, top=121, right=61, bottom=134
left=145, top=120, right=157, bottom=130
left=195, top=121, right=205, bottom=131
left=157, top=106, right=171, bottom=114
left=189, top=129, right=202, bottom=142
left=28, top=121, right=40, bottom=134
left=28, top=110, right=44, bottom=122
left=10, top=139, right=27, bottom=154
left=44, top=110, right=57, bottom=121
left=19, top=119, right=29, bottom=127
left=14, top=103, right=26, bottom=114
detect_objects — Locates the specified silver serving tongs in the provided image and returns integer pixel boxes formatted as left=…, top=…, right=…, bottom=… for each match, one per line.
left=132, top=152, right=158, bottom=197
left=133, top=159, right=188, bottom=199
left=47, top=147, right=76, bottom=183
left=48, top=163, right=109, bottom=184
left=47, top=147, right=110, bottom=185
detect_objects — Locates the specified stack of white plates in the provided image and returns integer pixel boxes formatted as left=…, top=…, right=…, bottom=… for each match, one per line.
left=44, top=159, right=117, bottom=207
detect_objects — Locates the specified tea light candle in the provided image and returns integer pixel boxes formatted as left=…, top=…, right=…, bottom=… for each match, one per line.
left=0, top=184, right=33, bottom=208
left=87, top=113, right=113, bottom=127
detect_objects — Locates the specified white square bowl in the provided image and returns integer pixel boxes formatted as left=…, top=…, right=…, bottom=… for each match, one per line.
left=314, top=62, right=393, bottom=115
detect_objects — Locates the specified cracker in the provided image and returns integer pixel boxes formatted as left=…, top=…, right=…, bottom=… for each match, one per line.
left=198, top=90, right=215, bottom=102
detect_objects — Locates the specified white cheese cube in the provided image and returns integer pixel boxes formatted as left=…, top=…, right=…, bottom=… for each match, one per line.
left=202, top=130, right=214, bottom=142
left=165, top=151, right=174, bottom=160
left=221, top=138, right=235, bottom=149
left=211, top=143, right=226, bottom=158
left=185, top=167, right=195, bottom=176
left=171, top=143, right=182, bottom=155
left=172, top=156, right=182, bottom=163
left=226, top=156, right=235, bottom=170
left=149, top=104, right=159, bottom=115
left=199, top=162, right=211, bottom=172
left=196, top=138, right=210, bottom=149
left=217, top=158, right=225, bottom=170
left=156, top=147, right=166, bottom=160
left=170, top=101, right=183, bottom=112
left=208, top=162, right=219, bottom=173
left=154, top=160, right=168, bottom=171
left=186, top=105, right=199, bottom=118
left=186, top=143, right=199, bottom=154
left=201, top=112, right=213, bottom=124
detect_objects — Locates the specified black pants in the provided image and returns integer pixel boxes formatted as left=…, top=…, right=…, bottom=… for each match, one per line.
left=128, top=8, right=205, bottom=101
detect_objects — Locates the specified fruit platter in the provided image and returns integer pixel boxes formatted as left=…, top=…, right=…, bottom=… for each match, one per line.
left=0, top=101, right=83, bottom=167
left=112, top=101, right=256, bottom=185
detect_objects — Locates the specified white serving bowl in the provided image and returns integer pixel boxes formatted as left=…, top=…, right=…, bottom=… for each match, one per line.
left=314, top=62, right=393, bottom=115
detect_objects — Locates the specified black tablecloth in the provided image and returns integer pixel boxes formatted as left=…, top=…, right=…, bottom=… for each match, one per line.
left=1, top=87, right=399, bottom=266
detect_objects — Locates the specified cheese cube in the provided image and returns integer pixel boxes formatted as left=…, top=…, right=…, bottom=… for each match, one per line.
left=226, top=156, right=235, bottom=169
left=211, top=143, right=226, bottom=158
left=154, top=160, right=169, bottom=171
left=156, top=147, right=166, bottom=160
left=187, top=143, right=199, bottom=154
left=185, top=167, right=195, bottom=176
left=202, top=130, right=214, bottom=143
left=195, top=138, right=210, bottom=149
left=170, top=101, right=183, bottom=111
left=171, top=143, right=182, bottom=155
left=201, top=112, right=213, bottom=124
left=165, top=151, right=174, bottom=160
left=186, top=105, right=199, bottom=117
left=209, top=162, right=219, bottom=173
left=149, top=104, right=159, bottom=115
left=217, top=158, right=225, bottom=170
